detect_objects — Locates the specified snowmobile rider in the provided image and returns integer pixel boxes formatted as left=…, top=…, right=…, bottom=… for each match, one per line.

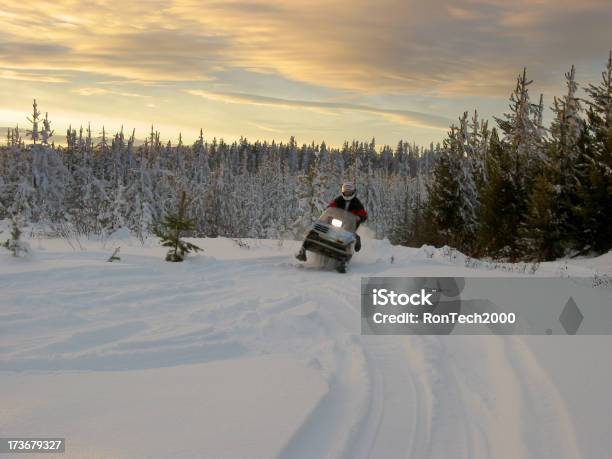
left=296, top=181, right=368, bottom=261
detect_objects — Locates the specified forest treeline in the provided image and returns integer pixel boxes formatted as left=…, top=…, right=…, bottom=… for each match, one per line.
left=0, top=53, right=610, bottom=261
left=0, top=103, right=434, bottom=245
left=421, top=54, right=611, bottom=260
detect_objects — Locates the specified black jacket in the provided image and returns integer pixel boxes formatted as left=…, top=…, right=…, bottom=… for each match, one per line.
left=328, top=196, right=368, bottom=223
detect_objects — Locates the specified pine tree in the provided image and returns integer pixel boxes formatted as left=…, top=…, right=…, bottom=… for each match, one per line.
left=521, top=175, right=562, bottom=260
left=478, top=129, right=523, bottom=259
left=26, top=100, right=41, bottom=144
left=487, top=69, right=544, bottom=256
left=424, top=117, right=484, bottom=253
left=189, top=129, right=211, bottom=236
left=457, top=112, right=480, bottom=251
left=287, top=136, right=299, bottom=174
left=522, top=65, right=584, bottom=259
left=494, top=68, right=544, bottom=190
left=424, top=125, right=463, bottom=248
left=124, top=170, right=152, bottom=240
left=573, top=51, right=612, bottom=253
left=293, top=148, right=328, bottom=238
left=26, top=102, right=67, bottom=222
left=153, top=191, right=202, bottom=262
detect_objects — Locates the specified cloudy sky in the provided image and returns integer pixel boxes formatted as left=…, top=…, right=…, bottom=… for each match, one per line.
left=0, top=0, right=610, bottom=146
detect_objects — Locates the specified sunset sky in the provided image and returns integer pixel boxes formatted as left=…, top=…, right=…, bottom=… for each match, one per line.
left=0, top=0, right=610, bottom=147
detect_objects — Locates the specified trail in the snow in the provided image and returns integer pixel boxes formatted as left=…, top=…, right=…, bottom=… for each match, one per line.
left=277, top=251, right=583, bottom=459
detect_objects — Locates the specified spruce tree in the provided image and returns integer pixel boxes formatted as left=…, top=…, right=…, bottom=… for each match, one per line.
left=494, top=69, right=544, bottom=190
left=522, top=175, right=562, bottom=260
left=573, top=51, right=612, bottom=254
left=549, top=65, right=583, bottom=225
left=522, top=65, right=583, bottom=259
left=288, top=142, right=331, bottom=238
left=424, top=125, right=463, bottom=248
left=489, top=69, right=543, bottom=256
left=153, top=191, right=202, bottom=262
left=457, top=112, right=480, bottom=252
left=190, top=129, right=211, bottom=236
left=478, top=129, right=523, bottom=259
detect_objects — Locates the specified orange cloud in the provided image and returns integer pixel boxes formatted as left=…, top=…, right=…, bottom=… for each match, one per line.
left=1, top=0, right=610, bottom=98
left=0, top=69, right=68, bottom=83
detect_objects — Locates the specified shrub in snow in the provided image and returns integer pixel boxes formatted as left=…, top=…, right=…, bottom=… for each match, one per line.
left=2, top=218, right=30, bottom=257
left=153, top=191, right=202, bottom=262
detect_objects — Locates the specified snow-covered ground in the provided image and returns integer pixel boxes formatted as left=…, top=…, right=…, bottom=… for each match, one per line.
left=1, top=229, right=611, bottom=459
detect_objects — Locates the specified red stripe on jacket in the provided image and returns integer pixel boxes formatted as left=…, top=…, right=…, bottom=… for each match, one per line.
left=328, top=199, right=368, bottom=221
left=353, top=209, right=368, bottom=219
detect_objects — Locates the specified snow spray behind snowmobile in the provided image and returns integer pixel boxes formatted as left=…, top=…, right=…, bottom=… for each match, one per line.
left=298, top=207, right=358, bottom=273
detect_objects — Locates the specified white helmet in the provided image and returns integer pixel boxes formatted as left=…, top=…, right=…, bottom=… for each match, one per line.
left=341, top=181, right=356, bottom=200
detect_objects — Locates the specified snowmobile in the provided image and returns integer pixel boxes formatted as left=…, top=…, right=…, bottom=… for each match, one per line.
left=298, top=207, right=358, bottom=273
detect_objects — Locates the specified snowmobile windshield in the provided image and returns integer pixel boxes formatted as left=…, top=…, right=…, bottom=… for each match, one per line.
left=318, top=208, right=358, bottom=233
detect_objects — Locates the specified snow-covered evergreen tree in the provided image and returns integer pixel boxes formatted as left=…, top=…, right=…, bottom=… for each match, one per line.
left=495, top=69, right=544, bottom=190
left=478, top=129, right=523, bottom=259
left=424, top=125, right=463, bottom=248
left=574, top=51, right=612, bottom=254
left=189, top=129, right=210, bottom=235
left=522, top=65, right=584, bottom=259
left=2, top=217, right=30, bottom=257
left=457, top=112, right=480, bottom=250
left=153, top=191, right=201, bottom=262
